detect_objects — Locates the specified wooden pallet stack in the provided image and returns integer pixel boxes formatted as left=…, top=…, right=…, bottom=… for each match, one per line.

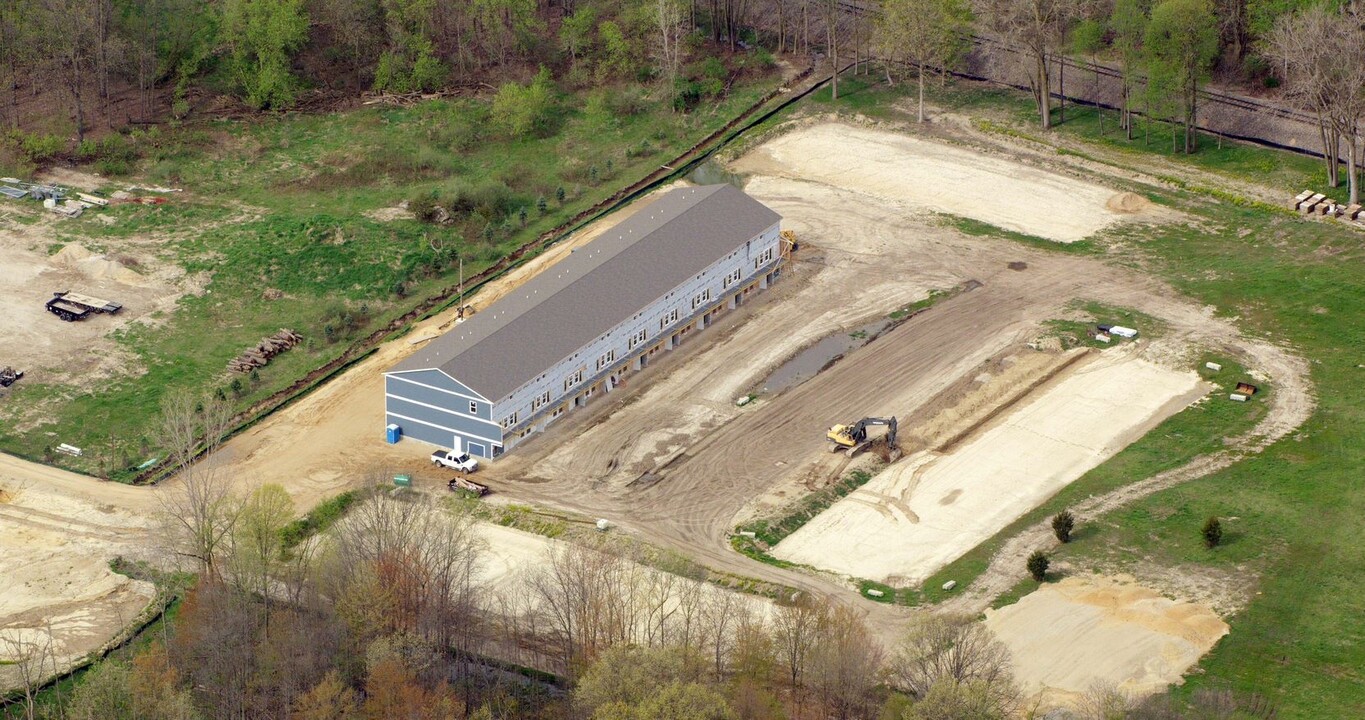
left=228, top=329, right=303, bottom=373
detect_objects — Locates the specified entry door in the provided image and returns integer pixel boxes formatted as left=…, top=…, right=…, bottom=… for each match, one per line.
left=451, top=435, right=463, bottom=453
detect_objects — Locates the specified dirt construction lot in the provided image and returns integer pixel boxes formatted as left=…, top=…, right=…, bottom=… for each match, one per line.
left=985, top=574, right=1229, bottom=707
left=0, top=455, right=156, bottom=687
left=0, top=185, right=203, bottom=403
left=0, top=118, right=1313, bottom=697
left=772, top=348, right=1209, bottom=584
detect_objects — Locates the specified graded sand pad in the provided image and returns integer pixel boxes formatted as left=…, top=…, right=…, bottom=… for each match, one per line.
left=772, top=352, right=1207, bottom=583
left=741, top=123, right=1126, bottom=242
left=0, top=481, right=156, bottom=690
left=984, top=574, right=1229, bottom=707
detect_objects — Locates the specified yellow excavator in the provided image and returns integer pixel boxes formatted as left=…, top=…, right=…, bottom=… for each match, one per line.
left=826, top=416, right=899, bottom=458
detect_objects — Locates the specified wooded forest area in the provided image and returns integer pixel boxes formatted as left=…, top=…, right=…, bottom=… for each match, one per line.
left=2, top=0, right=1361, bottom=201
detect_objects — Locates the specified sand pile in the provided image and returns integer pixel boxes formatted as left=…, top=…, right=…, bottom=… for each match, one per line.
left=1106, top=192, right=1153, bottom=214
left=52, top=243, right=146, bottom=286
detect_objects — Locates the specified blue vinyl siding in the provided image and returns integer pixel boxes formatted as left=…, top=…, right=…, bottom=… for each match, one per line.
left=387, top=369, right=489, bottom=405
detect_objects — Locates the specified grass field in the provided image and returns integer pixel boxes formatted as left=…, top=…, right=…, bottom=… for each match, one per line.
left=0, top=74, right=780, bottom=479
left=804, top=72, right=1365, bottom=717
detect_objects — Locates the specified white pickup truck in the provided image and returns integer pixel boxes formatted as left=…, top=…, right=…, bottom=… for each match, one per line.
left=431, top=449, right=479, bottom=472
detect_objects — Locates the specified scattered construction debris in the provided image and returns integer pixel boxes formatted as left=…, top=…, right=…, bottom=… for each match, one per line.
left=1236, top=382, right=1259, bottom=396
left=0, top=366, right=22, bottom=387
left=227, top=329, right=303, bottom=373
left=45, top=291, right=122, bottom=322
left=448, top=475, right=489, bottom=496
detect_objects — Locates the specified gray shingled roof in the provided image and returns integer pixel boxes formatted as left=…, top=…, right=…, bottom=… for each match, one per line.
left=388, top=184, right=781, bottom=400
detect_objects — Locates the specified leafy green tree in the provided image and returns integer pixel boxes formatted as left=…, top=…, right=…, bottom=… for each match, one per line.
left=373, top=0, right=447, bottom=93
left=489, top=67, right=558, bottom=138
left=219, top=0, right=310, bottom=109
left=1027, top=550, right=1049, bottom=581
left=473, top=0, right=540, bottom=66
left=574, top=645, right=711, bottom=717
left=560, top=5, right=598, bottom=71
left=597, top=21, right=636, bottom=82
left=229, top=483, right=294, bottom=622
left=1203, top=516, right=1223, bottom=548
left=877, top=0, right=972, bottom=122
left=1145, top=0, right=1219, bottom=153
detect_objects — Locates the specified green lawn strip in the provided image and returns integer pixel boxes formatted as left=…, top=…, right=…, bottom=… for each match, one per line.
left=990, top=576, right=1043, bottom=611
left=732, top=469, right=875, bottom=566
left=280, top=488, right=365, bottom=549
left=940, top=214, right=1099, bottom=254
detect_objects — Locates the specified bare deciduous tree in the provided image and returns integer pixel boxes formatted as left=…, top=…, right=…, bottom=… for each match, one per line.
left=656, top=0, right=689, bottom=95
left=0, top=627, right=56, bottom=720
left=888, top=613, right=1018, bottom=715
left=156, top=391, right=239, bottom=580
left=772, top=594, right=826, bottom=696
left=1263, top=2, right=1365, bottom=202
left=975, top=0, right=1081, bottom=129
left=876, top=0, right=971, bottom=122
left=326, top=489, right=485, bottom=649
left=809, top=604, right=884, bottom=720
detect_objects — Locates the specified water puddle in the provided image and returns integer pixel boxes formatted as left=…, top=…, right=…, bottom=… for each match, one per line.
left=687, top=158, right=744, bottom=188
left=756, top=317, right=892, bottom=395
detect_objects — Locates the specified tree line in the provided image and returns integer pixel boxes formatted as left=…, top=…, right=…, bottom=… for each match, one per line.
left=1, top=0, right=1354, bottom=187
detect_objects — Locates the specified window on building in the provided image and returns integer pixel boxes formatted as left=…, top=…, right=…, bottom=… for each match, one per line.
left=722, top=267, right=742, bottom=288
left=469, top=401, right=479, bottom=414
left=752, top=246, right=775, bottom=270
left=532, top=390, right=550, bottom=410
left=627, top=329, right=648, bottom=350
left=658, top=308, right=680, bottom=330
left=564, top=368, right=583, bottom=391
left=501, top=412, right=519, bottom=429
left=596, top=350, right=615, bottom=370
left=691, top=288, right=712, bottom=309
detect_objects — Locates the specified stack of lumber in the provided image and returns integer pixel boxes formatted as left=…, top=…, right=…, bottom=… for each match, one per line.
left=227, top=329, right=303, bottom=373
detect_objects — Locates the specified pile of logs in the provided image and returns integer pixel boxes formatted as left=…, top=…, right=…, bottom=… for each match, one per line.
left=227, top=329, right=302, bottom=373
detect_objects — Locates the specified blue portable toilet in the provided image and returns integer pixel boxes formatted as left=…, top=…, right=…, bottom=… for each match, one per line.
left=385, top=424, right=402, bottom=444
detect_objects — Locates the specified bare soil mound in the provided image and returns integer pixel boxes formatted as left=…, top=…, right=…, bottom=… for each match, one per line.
left=1106, top=191, right=1153, bottom=214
